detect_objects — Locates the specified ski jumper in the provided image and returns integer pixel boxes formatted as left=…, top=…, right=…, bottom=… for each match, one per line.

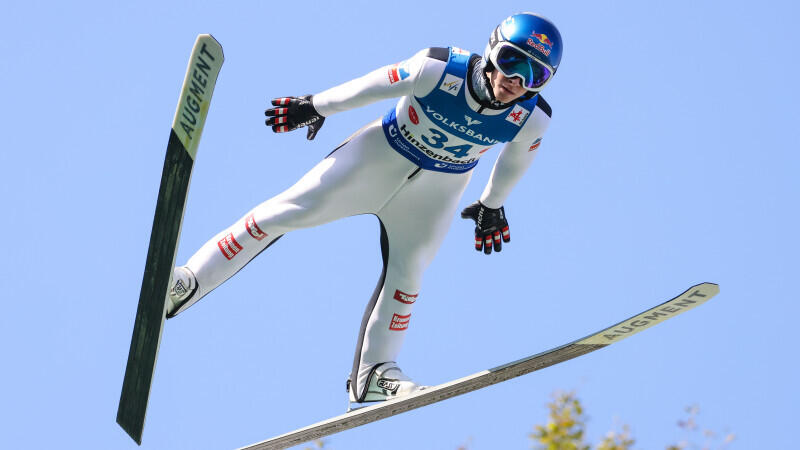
left=172, top=47, right=553, bottom=400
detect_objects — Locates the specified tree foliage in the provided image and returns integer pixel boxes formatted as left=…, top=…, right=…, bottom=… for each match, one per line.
left=530, top=391, right=733, bottom=450
left=530, top=391, right=592, bottom=450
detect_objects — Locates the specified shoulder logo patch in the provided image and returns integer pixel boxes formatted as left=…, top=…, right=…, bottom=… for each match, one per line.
left=439, top=74, right=464, bottom=96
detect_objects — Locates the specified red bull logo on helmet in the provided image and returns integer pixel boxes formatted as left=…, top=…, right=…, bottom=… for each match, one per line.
left=527, top=31, right=552, bottom=57
left=530, top=32, right=554, bottom=47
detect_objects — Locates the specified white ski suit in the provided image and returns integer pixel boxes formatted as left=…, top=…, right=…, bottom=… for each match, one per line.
left=173, top=46, right=552, bottom=400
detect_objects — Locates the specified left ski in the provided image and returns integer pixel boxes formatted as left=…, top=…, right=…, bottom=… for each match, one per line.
left=117, top=34, right=224, bottom=445
left=238, top=282, right=719, bottom=450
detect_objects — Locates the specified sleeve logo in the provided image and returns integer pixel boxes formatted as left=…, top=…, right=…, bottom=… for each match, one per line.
left=388, top=61, right=410, bottom=84
left=245, top=213, right=268, bottom=241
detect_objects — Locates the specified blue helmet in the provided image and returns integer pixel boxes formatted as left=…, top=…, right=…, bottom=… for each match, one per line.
left=484, top=12, right=563, bottom=92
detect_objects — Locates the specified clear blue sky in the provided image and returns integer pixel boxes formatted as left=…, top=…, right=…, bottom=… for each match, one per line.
left=2, top=1, right=798, bottom=449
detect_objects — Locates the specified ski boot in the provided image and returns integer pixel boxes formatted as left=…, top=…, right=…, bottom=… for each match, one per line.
left=166, top=266, right=197, bottom=318
left=347, top=362, right=428, bottom=411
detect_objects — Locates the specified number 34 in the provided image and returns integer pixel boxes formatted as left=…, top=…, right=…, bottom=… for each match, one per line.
left=420, top=129, right=472, bottom=158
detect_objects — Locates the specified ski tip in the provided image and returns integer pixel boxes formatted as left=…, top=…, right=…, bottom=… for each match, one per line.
left=692, top=282, right=720, bottom=297
left=197, top=33, right=225, bottom=60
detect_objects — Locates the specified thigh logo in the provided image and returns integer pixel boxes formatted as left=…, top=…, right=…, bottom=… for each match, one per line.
left=218, top=233, right=243, bottom=260
left=389, top=313, right=411, bottom=331
left=245, top=214, right=268, bottom=241
left=393, top=289, right=418, bottom=304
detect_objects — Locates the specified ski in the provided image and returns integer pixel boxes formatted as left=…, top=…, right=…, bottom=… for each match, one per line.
left=117, top=34, right=224, bottom=445
left=238, top=282, right=719, bottom=450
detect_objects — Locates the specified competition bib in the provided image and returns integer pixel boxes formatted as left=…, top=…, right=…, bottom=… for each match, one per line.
left=382, top=47, right=539, bottom=173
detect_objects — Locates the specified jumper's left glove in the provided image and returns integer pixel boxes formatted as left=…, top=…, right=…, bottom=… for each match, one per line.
left=460, top=201, right=510, bottom=255
left=265, top=95, right=325, bottom=140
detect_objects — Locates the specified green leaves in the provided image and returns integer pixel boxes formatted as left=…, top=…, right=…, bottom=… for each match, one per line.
left=530, top=391, right=593, bottom=450
left=530, top=392, right=734, bottom=450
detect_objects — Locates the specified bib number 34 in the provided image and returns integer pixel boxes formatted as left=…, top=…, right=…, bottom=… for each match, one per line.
left=420, top=128, right=472, bottom=158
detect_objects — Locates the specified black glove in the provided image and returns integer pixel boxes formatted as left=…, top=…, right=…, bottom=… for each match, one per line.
left=460, top=201, right=510, bottom=255
left=265, top=95, right=325, bottom=140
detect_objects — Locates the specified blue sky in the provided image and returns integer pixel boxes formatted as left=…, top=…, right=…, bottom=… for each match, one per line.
left=2, top=1, right=798, bottom=449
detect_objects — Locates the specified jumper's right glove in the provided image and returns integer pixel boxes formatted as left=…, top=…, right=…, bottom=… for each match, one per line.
left=460, top=201, right=510, bottom=255
left=265, top=95, right=325, bottom=140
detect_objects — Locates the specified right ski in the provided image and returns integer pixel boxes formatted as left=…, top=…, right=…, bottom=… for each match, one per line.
left=238, top=282, right=719, bottom=450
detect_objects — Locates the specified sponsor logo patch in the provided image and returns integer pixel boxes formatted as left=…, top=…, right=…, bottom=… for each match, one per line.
left=389, top=313, right=411, bottom=331
left=408, top=105, right=419, bottom=125
left=245, top=214, right=268, bottom=241
left=218, top=233, right=243, bottom=260
left=387, top=61, right=410, bottom=84
left=393, top=289, right=418, bottom=304
left=439, top=74, right=463, bottom=96
left=506, top=104, right=530, bottom=126
left=452, top=46, right=470, bottom=56
left=529, top=137, right=542, bottom=151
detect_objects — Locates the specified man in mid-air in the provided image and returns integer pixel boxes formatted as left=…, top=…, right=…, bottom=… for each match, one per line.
left=166, top=12, right=563, bottom=407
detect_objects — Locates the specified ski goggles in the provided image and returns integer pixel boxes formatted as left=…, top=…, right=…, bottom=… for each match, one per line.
left=490, top=43, right=554, bottom=91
